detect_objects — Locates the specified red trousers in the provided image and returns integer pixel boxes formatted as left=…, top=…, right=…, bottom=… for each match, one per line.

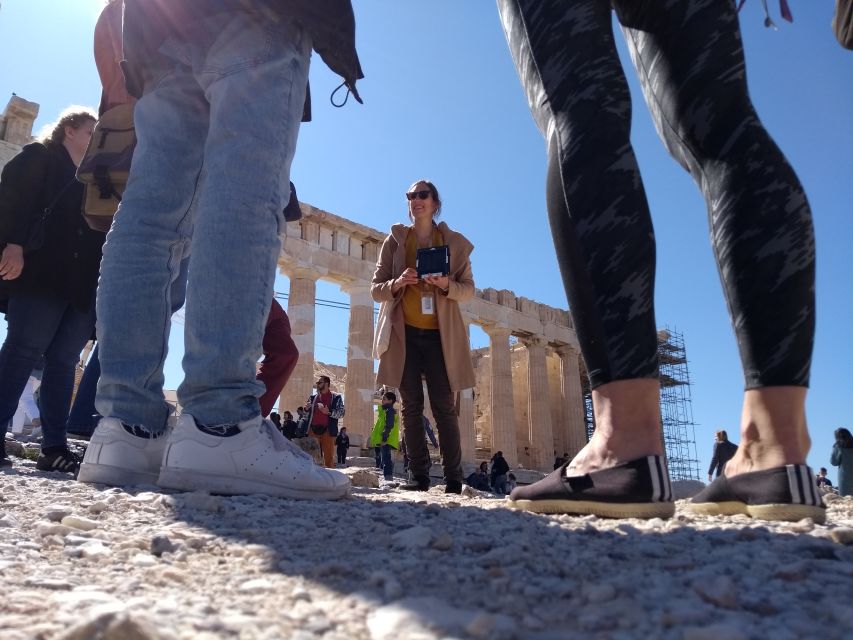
left=257, top=299, right=298, bottom=416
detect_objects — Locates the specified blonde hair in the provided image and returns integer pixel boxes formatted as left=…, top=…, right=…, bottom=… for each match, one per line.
left=38, top=105, right=97, bottom=146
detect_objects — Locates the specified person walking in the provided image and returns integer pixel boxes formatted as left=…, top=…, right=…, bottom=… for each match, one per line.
left=830, top=428, right=853, bottom=497
left=0, top=107, right=102, bottom=473
left=78, top=0, right=362, bottom=499
left=371, top=180, right=476, bottom=494
left=498, top=0, right=823, bottom=522
left=490, top=450, right=511, bottom=495
left=707, top=430, right=738, bottom=482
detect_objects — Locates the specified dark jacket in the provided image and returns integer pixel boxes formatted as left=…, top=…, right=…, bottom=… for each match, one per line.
left=121, top=0, right=364, bottom=120
left=708, top=440, right=738, bottom=478
left=0, top=142, right=105, bottom=312
left=335, top=432, right=350, bottom=451
left=305, top=391, right=345, bottom=437
left=490, top=454, right=510, bottom=479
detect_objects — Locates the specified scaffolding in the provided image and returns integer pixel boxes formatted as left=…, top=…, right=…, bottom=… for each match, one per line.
left=657, top=327, right=700, bottom=481
left=579, top=326, right=700, bottom=481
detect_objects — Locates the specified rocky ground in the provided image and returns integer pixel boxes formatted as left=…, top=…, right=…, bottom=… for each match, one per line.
left=1, top=448, right=852, bottom=640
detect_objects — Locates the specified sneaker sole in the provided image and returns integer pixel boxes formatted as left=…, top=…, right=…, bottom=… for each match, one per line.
left=506, top=498, right=675, bottom=519
left=157, top=467, right=350, bottom=500
left=687, top=500, right=826, bottom=524
left=78, top=462, right=159, bottom=487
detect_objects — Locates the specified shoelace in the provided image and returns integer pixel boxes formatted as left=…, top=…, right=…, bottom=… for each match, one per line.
left=259, top=419, right=313, bottom=462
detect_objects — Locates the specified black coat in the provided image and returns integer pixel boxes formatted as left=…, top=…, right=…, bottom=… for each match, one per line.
left=0, top=142, right=105, bottom=312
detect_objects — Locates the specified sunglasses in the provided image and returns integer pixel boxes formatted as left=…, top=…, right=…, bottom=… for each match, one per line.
left=406, top=190, right=432, bottom=201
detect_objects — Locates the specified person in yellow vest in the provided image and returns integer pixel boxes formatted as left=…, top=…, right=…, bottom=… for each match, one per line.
left=369, top=391, right=400, bottom=483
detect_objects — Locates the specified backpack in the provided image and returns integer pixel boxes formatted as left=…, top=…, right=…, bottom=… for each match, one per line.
left=76, top=104, right=136, bottom=232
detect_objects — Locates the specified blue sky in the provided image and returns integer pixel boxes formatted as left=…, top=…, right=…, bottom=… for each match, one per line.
left=1, top=1, right=850, bottom=478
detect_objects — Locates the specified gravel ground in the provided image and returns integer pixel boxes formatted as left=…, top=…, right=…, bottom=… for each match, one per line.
left=1, top=451, right=852, bottom=640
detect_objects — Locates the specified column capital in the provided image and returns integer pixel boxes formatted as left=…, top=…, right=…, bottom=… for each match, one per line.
left=520, top=334, right=548, bottom=349
left=553, top=343, right=579, bottom=359
left=282, top=265, right=319, bottom=281
left=340, top=281, right=373, bottom=297
left=482, top=323, right=513, bottom=339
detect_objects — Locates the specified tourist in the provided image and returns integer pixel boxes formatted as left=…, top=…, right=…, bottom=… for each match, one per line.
left=498, top=0, right=823, bottom=522
left=830, top=428, right=853, bottom=497
left=280, top=411, right=298, bottom=440
left=335, top=426, right=351, bottom=466
left=78, top=0, right=362, bottom=499
left=506, top=473, right=518, bottom=493
left=269, top=412, right=282, bottom=431
left=369, top=391, right=400, bottom=484
left=490, top=450, right=511, bottom=495
left=303, top=376, right=345, bottom=469
left=707, top=430, right=739, bottom=482
left=815, top=467, right=834, bottom=493
left=466, top=462, right=492, bottom=492
left=0, top=107, right=101, bottom=473
left=372, top=180, right=476, bottom=494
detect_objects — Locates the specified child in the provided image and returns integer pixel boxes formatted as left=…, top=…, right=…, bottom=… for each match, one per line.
left=370, top=391, right=400, bottom=484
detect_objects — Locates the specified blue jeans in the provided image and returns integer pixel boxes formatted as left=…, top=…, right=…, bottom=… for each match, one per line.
left=0, top=291, right=96, bottom=448
left=70, top=257, right=190, bottom=436
left=95, top=11, right=311, bottom=431
left=381, top=444, right=394, bottom=481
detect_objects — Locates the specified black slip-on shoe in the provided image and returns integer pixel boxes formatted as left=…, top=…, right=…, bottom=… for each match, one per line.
left=401, top=475, right=430, bottom=491
left=506, top=455, right=674, bottom=519
left=689, top=464, right=826, bottom=524
left=444, top=480, right=462, bottom=495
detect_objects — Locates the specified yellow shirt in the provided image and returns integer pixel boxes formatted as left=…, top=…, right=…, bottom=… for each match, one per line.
left=402, top=227, right=443, bottom=330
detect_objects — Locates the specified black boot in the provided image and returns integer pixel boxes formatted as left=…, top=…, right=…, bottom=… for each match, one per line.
left=445, top=480, right=462, bottom=495
left=401, top=475, right=430, bottom=491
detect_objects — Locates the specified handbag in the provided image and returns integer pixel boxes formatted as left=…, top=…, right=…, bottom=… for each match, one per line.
left=834, top=0, right=853, bottom=49
left=76, top=103, right=136, bottom=232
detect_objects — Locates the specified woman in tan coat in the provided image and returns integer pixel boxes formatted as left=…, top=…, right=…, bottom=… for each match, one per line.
left=371, top=180, right=475, bottom=493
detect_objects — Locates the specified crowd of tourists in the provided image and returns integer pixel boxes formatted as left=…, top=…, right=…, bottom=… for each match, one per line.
left=1, top=0, right=851, bottom=529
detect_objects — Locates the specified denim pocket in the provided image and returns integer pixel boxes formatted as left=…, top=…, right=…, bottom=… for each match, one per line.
left=199, top=12, right=306, bottom=81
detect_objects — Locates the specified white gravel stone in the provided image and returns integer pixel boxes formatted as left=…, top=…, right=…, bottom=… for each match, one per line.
left=61, top=515, right=100, bottom=531
left=390, top=525, right=433, bottom=549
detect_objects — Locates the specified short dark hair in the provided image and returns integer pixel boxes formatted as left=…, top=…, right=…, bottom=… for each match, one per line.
left=318, top=375, right=331, bottom=385
left=383, top=391, right=397, bottom=403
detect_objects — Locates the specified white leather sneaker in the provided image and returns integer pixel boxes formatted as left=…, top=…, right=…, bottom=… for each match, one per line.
left=78, top=417, right=169, bottom=486
left=157, top=414, right=351, bottom=500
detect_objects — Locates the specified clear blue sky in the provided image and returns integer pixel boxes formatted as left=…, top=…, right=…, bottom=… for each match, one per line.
left=1, top=1, right=850, bottom=478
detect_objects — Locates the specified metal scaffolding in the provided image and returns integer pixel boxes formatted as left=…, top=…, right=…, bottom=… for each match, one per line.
left=579, top=327, right=700, bottom=481
left=657, top=327, right=700, bottom=481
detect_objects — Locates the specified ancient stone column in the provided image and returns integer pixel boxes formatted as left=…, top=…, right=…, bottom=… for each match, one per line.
left=484, top=325, right=518, bottom=467
left=558, top=345, right=588, bottom=458
left=458, top=388, right=475, bottom=466
left=547, top=348, right=569, bottom=458
left=342, top=283, right=375, bottom=444
left=280, top=268, right=317, bottom=415
left=523, top=335, right=554, bottom=471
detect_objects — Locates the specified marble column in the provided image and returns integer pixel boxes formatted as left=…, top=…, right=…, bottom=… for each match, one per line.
left=547, top=348, right=569, bottom=458
left=558, top=345, right=588, bottom=458
left=523, top=335, right=554, bottom=471
left=458, top=388, right=475, bottom=465
left=342, top=283, right=375, bottom=444
left=280, top=268, right=317, bottom=415
left=484, top=325, right=518, bottom=466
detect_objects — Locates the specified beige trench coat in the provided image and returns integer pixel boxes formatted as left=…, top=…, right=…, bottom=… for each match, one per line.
left=371, top=221, right=476, bottom=392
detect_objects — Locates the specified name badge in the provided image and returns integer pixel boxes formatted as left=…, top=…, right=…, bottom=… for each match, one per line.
left=421, top=293, right=435, bottom=315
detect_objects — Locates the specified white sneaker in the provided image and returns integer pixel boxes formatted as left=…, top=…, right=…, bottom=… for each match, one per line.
left=157, top=414, right=350, bottom=500
left=78, top=418, right=168, bottom=486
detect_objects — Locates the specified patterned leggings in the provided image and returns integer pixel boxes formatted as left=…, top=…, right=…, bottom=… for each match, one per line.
left=498, top=0, right=815, bottom=390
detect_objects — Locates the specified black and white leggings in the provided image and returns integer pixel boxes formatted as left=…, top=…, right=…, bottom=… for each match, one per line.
left=498, top=0, right=815, bottom=390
